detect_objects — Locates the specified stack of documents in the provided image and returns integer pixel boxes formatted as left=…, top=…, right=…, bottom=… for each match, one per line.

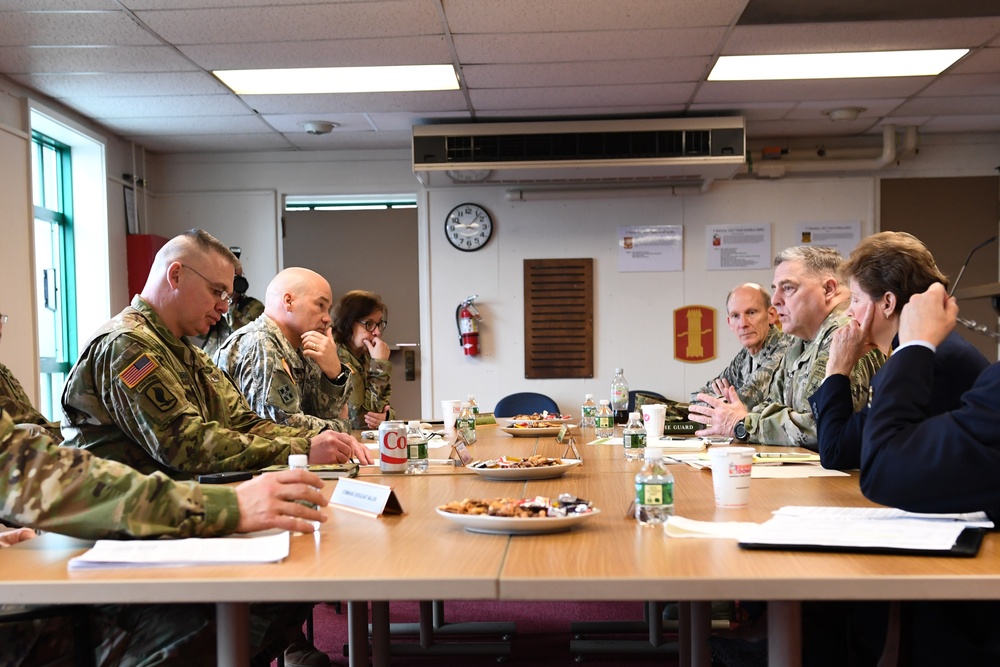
left=666, top=506, right=991, bottom=556
left=68, top=530, right=290, bottom=569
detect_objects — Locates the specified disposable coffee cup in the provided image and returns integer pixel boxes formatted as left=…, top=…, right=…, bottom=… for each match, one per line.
left=709, top=446, right=754, bottom=508
left=441, top=399, right=462, bottom=431
left=640, top=404, right=667, bottom=440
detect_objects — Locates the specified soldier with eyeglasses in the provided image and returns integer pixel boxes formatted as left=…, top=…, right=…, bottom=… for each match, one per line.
left=331, top=290, right=395, bottom=429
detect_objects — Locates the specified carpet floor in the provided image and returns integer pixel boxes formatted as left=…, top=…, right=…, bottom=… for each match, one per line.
left=298, top=600, right=684, bottom=665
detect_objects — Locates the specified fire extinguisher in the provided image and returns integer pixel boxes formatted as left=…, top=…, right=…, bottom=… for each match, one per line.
left=456, top=295, right=483, bottom=356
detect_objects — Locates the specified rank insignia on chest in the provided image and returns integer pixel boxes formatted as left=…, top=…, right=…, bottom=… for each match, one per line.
left=119, top=353, right=158, bottom=388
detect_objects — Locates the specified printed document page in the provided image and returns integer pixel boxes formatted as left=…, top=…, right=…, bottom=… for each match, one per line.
left=68, top=529, right=290, bottom=569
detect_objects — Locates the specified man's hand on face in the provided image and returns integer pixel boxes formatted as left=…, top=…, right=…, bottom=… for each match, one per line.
left=301, top=328, right=342, bottom=379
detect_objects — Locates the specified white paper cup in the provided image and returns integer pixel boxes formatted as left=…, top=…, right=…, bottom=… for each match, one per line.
left=441, top=399, right=462, bottom=431
left=709, top=446, right=754, bottom=508
left=640, top=404, right=667, bottom=440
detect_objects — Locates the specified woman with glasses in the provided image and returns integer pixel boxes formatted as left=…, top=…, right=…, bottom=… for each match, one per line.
left=332, top=290, right=396, bottom=429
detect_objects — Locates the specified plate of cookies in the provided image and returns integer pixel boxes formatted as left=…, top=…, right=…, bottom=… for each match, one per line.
left=436, top=495, right=599, bottom=535
left=467, top=456, right=581, bottom=480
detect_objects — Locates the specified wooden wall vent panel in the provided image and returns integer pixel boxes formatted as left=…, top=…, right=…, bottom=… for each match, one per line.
left=524, top=258, right=593, bottom=379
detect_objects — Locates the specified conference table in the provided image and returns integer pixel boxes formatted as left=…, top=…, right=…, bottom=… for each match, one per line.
left=2, top=424, right=999, bottom=667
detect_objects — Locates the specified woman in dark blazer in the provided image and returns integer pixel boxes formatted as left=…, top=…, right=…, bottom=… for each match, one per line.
left=809, top=231, right=988, bottom=470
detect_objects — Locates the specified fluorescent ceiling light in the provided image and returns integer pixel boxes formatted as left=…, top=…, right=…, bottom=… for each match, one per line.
left=709, top=49, right=968, bottom=81
left=214, top=64, right=459, bottom=94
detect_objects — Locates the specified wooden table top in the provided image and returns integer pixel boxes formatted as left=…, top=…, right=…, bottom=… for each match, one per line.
left=3, top=424, right=999, bottom=606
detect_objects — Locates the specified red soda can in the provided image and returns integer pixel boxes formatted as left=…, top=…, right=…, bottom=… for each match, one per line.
left=378, top=421, right=408, bottom=473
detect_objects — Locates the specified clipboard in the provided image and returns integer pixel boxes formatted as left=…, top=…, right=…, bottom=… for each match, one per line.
left=738, top=527, right=985, bottom=558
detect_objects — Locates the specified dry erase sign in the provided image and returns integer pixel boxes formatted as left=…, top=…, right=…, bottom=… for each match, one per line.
left=378, top=421, right=408, bottom=473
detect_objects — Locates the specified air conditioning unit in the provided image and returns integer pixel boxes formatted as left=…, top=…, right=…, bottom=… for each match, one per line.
left=412, top=117, right=745, bottom=188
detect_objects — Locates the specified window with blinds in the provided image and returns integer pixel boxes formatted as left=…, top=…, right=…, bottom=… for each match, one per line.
left=523, top=258, right=593, bottom=379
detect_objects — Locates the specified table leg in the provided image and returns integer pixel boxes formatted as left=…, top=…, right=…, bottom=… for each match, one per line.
left=689, top=601, right=711, bottom=667
left=370, top=601, right=391, bottom=667
left=768, top=600, right=802, bottom=667
left=216, top=602, right=250, bottom=667
left=347, top=601, right=370, bottom=667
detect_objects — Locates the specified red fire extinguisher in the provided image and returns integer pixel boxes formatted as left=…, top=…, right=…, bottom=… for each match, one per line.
left=456, top=295, right=483, bottom=356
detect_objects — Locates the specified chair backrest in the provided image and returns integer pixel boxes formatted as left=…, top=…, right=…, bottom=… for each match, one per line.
left=493, top=392, right=561, bottom=418
left=627, top=390, right=669, bottom=413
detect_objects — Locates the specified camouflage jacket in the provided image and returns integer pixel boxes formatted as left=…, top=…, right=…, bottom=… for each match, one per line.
left=214, top=314, right=351, bottom=433
left=691, top=326, right=792, bottom=408
left=338, top=345, right=394, bottom=429
left=199, top=294, right=264, bottom=359
left=61, top=296, right=315, bottom=479
left=744, top=304, right=885, bottom=447
left=0, top=362, right=62, bottom=443
left=0, top=409, right=239, bottom=539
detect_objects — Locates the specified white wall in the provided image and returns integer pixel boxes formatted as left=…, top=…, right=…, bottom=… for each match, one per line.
left=147, top=133, right=1000, bottom=420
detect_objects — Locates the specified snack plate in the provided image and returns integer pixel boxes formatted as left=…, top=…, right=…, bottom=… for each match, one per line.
left=500, top=426, right=567, bottom=437
left=436, top=507, right=601, bottom=535
left=503, top=416, right=573, bottom=425
left=468, top=459, right=581, bottom=480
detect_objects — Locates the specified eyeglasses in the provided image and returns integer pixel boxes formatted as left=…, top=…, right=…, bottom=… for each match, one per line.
left=0, top=314, right=7, bottom=325
left=357, top=318, right=388, bottom=332
left=182, top=265, right=233, bottom=306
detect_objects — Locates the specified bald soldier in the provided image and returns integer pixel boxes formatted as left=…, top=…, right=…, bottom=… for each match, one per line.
left=61, top=229, right=359, bottom=478
left=690, top=283, right=792, bottom=409
left=215, top=268, right=373, bottom=464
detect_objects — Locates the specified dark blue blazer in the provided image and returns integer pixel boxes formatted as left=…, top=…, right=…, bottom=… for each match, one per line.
left=861, top=344, right=1000, bottom=519
left=809, top=331, right=988, bottom=470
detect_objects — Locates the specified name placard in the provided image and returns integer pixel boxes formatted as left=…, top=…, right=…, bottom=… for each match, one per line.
left=330, top=478, right=404, bottom=518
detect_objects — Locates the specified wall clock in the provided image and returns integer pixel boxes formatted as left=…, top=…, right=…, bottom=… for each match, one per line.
left=445, top=203, right=493, bottom=252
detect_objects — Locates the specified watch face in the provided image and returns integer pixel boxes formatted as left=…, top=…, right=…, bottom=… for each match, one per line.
left=445, top=203, right=493, bottom=252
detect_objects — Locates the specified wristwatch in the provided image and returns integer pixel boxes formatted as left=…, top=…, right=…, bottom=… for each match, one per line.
left=329, top=367, right=350, bottom=385
left=734, top=418, right=749, bottom=442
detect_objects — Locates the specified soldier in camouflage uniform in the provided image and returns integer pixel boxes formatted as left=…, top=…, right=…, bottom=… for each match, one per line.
left=332, top=290, right=396, bottom=429
left=689, top=246, right=884, bottom=448
left=0, top=407, right=329, bottom=666
left=215, top=268, right=372, bottom=463
left=199, top=264, right=264, bottom=359
left=61, top=229, right=357, bottom=479
left=691, top=283, right=792, bottom=409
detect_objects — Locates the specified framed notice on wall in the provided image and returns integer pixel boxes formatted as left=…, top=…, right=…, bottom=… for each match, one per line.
left=124, top=186, right=138, bottom=234
left=618, top=225, right=683, bottom=272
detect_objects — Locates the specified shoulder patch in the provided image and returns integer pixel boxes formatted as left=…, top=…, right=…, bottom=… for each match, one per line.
left=144, top=382, right=179, bottom=412
left=119, top=353, right=158, bottom=388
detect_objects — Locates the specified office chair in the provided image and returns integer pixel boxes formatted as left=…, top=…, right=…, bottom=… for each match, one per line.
left=627, top=390, right=669, bottom=413
left=493, top=392, right=560, bottom=418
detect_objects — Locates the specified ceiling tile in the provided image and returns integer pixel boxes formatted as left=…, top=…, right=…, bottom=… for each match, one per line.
left=9, top=71, right=225, bottom=97
left=0, top=10, right=157, bottom=46
left=137, top=132, right=294, bottom=154
left=0, top=45, right=196, bottom=74
left=469, top=83, right=696, bottom=109
left=921, top=73, right=1000, bottom=97
left=919, top=114, right=1000, bottom=133
left=894, top=95, right=1000, bottom=115
left=463, top=58, right=709, bottom=88
left=242, top=91, right=469, bottom=114
left=694, top=78, right=929, bottom=105
left=60, top=93, right=253, bottom=118
left=284, top=129, right=414, bottom=151
left=107, top=114, right=274, bottom=135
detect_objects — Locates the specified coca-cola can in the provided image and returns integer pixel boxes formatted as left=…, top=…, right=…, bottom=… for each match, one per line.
left=378, top=420, right=408, bottom=473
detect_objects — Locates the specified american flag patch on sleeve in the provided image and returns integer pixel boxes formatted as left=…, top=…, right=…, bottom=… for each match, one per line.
left=119, top=353, right=158, bottom=388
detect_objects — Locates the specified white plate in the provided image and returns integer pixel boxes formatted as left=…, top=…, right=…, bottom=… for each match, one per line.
left=500, top=426, right=571, bottom=437
left=503, top=416, right=573, bottom=424
left=436, top=507, right=601, bottom=535
left=468, top=459, right=582, bottom=480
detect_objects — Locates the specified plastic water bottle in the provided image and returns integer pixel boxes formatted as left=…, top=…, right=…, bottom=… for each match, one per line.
left=405, top=420, right=428, bottom=474
left=623, top=411, right=646, bottom=461
left=635, top=447, right=674, bottom=525
left=611, top=367, right=629, bottom=424
left=580, top=393, right=597, bottom=428
left=595, top=399, right=614, bottom=438
left=456, top=401, right=476, bottom=434
left=288, top=454, right=320, bottom=531
left=467, top=394, right=479, bottom=415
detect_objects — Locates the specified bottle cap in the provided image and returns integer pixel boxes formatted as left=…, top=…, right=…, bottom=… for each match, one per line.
left=585, top=393, right=593, bottom=399
left=630, top=412, right=641, bottom=420
left=615, top=367, right=623, bottom=374
left=600, top=399, right=610, bottom=405
left=408, top=420, right=420, bottom=426
left=461, top=401, right=470, bottom=407
left=468, top=394, right=476, bottom=400
left=288, top=454, right=308, bottom=469
left=644, top=447, right=663, bottom=459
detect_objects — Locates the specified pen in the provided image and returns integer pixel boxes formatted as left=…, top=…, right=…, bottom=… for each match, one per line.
left=757, top=452, right=814, bottom=458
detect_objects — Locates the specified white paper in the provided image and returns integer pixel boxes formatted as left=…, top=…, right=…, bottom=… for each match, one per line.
left=664, top=515, right=759, bottom=539
left=618, top=225, right=683, bottom=272
left=706, top=224, right=771, bottom=270
left=743, top=515, right=966, bottom=551
left=750, top=466, right=849, bottom=479
left=794, top=221, right=861, bottom=259
left=68, top=530, right=289, bottom=569
left=771, top=506, right=993, bottom=528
